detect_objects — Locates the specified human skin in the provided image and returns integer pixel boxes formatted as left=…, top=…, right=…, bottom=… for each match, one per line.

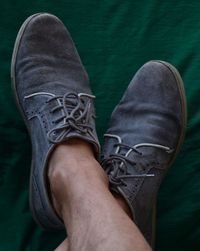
left=47, top=139, right=152, bottom=251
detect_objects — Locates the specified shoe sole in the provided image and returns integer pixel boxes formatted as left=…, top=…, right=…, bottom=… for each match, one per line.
left=11, top=13, right=63, bottom=229
left=150, top=60, right=187, bottom=247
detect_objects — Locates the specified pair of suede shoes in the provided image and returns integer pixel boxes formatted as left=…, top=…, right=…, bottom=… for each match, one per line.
left=11, top=13, right=187, bottom=246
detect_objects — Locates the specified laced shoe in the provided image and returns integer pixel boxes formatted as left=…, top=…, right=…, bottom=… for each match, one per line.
left=11, top=13, right=100, bottom=230
left=101, top=61, right=187, bottom=246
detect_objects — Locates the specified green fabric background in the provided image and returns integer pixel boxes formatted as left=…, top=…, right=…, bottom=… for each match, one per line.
left=0, top=0, right=200, bottom=250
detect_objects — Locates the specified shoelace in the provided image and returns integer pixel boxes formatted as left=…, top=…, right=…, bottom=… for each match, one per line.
left=102, top=135, right=173, bottom=187
left=46, top=92, right=95, bottom=143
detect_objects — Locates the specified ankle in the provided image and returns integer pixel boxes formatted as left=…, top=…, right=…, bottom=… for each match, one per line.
left=48, top=139, right=97, bottom=188
left=47, top=139, right=108, bottom=216
left=48, top=158, right=108, bottom=218
left=49, top=138, right=95, bottom=176
left=50, top=138, right=95, bottom=164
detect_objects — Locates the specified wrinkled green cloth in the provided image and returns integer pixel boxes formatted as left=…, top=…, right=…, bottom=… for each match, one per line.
left=0, top=1, right=199, bottom=250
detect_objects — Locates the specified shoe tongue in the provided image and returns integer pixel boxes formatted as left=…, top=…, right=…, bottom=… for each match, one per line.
left=64, top=97, right=84, bottom=114
left=118, top=147, right=129, bottom=156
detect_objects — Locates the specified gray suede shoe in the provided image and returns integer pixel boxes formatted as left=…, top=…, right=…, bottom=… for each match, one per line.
left=11, top=13, right=100, bottom=231
left=101, top=61, right=187, bottom=246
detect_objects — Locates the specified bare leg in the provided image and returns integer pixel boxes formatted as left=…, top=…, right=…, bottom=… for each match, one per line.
left=54, top=197, right=133, bottom=251
left=54, top=198, right=133, bottom=251
left=49, top=139, right=152, bottom=251
left=54, top=198, right=132, bottom=251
